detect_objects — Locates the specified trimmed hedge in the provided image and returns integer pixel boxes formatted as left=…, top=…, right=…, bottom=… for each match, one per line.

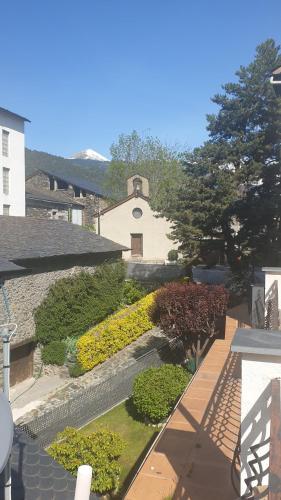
left=35, top=261, right=126, bottom=344
left=132, top=364, right=190, bottom=423
left=42, top=340, right=66, bottom=366
left=77, top=292, right=155, bottom=371
left=48, top=426, right=125, bottom=494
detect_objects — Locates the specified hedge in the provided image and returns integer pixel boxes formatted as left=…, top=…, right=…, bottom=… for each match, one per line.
left=48, top=426, right=125, bottom=494
left=41, top=340, right=66, bottom=366
left=132, top=364, right=190, bottom=423
left=35, top=261, right=126, bottom=344
left=77, top=292, right=155, bottom=371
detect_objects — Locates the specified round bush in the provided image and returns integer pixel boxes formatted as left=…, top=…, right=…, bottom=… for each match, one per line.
left=133, top=364, right=190, bottom=423
left=42, top=340, right=66, bottom=366
left=48, top=427, right=125, bottom=494
left=167, top=249, right=179, bottom=262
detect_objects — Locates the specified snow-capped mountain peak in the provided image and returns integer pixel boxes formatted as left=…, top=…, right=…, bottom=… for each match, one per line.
left=69, top=149, right=109, bottom=161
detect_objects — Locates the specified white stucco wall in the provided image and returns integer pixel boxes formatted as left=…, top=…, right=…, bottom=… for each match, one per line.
left=240, top=353, right=281, bottom=495
left=0, top=110, right=26, bottom=216
left=263, top=267, right=281, bottom=329
left=98, top=196, right=178, bottom=261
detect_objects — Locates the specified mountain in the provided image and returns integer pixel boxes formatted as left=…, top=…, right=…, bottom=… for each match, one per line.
left=25, top=148, right=111, bottom=196
left=69, top=149, right=109, bottom=161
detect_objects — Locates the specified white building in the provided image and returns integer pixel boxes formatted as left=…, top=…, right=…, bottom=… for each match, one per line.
left=0, top=107, right=30, bottom=216
left=97, top=174, right=179, bottom=262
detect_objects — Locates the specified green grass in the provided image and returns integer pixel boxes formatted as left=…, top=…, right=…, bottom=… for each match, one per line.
left=81, top=400, right=158, bottom=497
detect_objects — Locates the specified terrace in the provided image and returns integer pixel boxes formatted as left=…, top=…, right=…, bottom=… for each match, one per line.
left=125, top=267, right=281, bottom=499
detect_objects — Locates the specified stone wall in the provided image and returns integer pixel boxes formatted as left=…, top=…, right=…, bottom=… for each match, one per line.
left=26, top=204, right=69, bottom=221
left=26, top=171, right=50, bottom=190
left=0, top=252, right=121, bottom=347
left=26, top=172, right=109, bottom=226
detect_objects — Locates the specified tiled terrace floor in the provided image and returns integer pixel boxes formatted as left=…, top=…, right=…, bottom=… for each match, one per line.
left=125, top=337, right=241, bottom=500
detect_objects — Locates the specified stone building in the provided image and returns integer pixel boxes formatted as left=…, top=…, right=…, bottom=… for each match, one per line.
left=26, top=184, right=84, bottom=222
left=96, top=174, right=179, bottom=262
left=26, top=167, right=108, bottom=226
left=0, top=216, right=126, bottom=386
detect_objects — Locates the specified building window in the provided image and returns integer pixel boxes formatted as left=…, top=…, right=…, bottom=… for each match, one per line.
left=132, top=207, right=143, bottom=219
left=2, top=130, right=9, bottom=157
left=73, top=186, right=80, bottom=197
left=56, top=179, right=68, bottom=190
left=3, top=168, right=9, bottom=194
left=3, top=204, right=10, bottom=216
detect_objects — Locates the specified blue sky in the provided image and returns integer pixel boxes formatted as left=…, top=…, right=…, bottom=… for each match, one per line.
left=1, top=0, right=280, bottom=158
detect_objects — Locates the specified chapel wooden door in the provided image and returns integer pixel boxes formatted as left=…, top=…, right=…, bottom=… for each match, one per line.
left=131, top=234, right=143, bottom=257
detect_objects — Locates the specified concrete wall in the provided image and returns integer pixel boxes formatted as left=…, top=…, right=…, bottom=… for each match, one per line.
left=0, top=110, right=26, bottom=216
left=240, top=353, right=281, bottom=495
left=99, top=196, right=178, bottom=261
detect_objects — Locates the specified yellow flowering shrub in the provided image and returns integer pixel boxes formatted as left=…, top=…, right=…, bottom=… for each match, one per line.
left=77, top=292, right=155, bottom=371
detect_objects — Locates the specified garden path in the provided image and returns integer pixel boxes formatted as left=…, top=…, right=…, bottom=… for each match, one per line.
left=14, top=327, right=165, bottom=425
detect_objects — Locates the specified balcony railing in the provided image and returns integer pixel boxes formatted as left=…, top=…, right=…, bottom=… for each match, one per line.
left=232, top=378, right=281, bottom=499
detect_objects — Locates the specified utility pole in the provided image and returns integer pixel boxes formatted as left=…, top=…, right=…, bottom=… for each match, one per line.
left=2, top=326, right=11, bottom=500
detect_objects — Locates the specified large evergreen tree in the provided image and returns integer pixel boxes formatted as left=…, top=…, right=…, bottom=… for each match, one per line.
left=168, top=39, right=281, bottom=272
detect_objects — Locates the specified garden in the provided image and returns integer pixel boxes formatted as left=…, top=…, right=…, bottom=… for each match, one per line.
left=48, top=363, right=191, bottom=498
left=35, top=257, right=229, bottom=497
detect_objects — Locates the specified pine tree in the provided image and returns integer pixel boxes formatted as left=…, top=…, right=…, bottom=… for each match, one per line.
left=168, top=39, right=281, bottom=272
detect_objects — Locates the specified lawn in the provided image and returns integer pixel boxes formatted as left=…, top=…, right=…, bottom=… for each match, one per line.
left=81, top=399, right=158, bottom=497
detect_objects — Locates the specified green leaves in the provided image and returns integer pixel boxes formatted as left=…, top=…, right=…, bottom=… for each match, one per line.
left=132, top=364, right=190, bottom=423
left=48, top=427, right=126, bottom=494
left=34, top=261, right=126, bottom=344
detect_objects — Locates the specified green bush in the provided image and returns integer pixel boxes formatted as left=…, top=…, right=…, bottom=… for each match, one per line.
left=133, top=364, right=190, bottom=423
left=42, top=340, right=66, bottom=366
left=122, top=279, right=146, bottom=305
left=35, top=261, right=126, bottom=344
left=48, top=427, right=125, bottom=494
left=167, top=249, right=179, bottom=262
left=68, top=362, right=86, bottom=378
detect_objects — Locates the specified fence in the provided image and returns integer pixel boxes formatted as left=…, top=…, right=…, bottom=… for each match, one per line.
left=19, top=339, right=183, bottom=448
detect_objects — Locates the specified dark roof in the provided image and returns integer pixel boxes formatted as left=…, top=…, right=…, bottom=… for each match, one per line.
left=98, top=192, right=149, bottom=216
left=25, top=186, right=84, bottom=208
left=0, top=107, right=30, bottom=123
left=0, top=258, right=27, bottom=276
left=28, top=168, right=105, bottom=197
left=0, top=427, right=98, bottom=500
left=0, top=216, right=127, bottom=261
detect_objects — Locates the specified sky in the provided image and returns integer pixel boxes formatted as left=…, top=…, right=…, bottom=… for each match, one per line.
left=1, top=0, right=281, bottom=159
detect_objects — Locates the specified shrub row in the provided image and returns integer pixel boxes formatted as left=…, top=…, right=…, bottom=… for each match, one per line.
left=132, top=364, right=190, bottom=423
left=35, top=261, right=126, bottom=344
left=77, top=292, right=155, bottom=371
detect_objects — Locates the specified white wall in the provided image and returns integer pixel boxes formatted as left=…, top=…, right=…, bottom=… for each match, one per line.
left=98, top=196, right=178, bottom=261
left=240, top=353, right=281, bottom=495
left=0, top=110, right=26, bottom=216
left=263, top=267, right=281, bottom=329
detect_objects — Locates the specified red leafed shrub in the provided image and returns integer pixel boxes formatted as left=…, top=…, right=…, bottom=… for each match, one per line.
left=151, top=282, right=229, bottom=367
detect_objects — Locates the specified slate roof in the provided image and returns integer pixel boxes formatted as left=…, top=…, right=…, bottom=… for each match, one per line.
left=28, top=168, right=105, bottom=197
left=25, top=186, right=84, bottom=208
left=0, top=107, right=30, bottom=123
left=0, top=428, right=98, bottom=500
left=0, top=258, right=27, bottom=276
left=0, top=216, right=127, bottom=261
